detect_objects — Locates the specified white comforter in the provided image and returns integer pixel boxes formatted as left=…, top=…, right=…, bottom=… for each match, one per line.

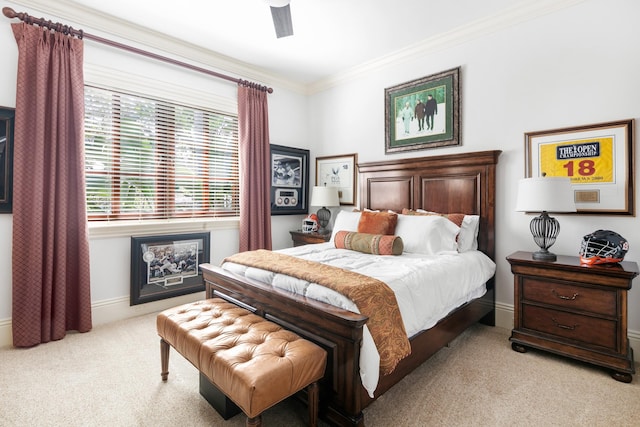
left=221, top=243, right=496, bottom=397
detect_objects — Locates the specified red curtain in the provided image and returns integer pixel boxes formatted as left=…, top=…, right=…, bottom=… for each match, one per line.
left=238, top=85, right=272, bottom=251
left=11, top=23, right=92, bottom=347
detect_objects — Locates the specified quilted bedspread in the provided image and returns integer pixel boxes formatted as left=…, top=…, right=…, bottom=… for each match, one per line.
left=224, top=249, right=411, bottom=375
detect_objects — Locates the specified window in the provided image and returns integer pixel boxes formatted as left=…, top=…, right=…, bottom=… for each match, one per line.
left=84, top=86, right=239, bottom=221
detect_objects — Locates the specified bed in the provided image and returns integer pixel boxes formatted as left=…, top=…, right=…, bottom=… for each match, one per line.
left=200, top=149, right=501, bottom=426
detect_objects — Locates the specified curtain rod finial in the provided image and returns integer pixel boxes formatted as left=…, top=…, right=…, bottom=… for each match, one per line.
left=3, top=7, right=18, bottom=18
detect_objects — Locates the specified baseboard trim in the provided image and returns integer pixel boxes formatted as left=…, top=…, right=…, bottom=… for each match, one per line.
left=0, top=291, right=205, bottom=348
left=2, top=297, right=639, bottom=363
left=495, top=301, right=515, bottom=331
left=0, top=318, right=10, bottom=348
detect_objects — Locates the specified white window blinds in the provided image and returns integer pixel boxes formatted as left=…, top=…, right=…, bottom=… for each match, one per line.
left=84, top=85, right=239, bottom=221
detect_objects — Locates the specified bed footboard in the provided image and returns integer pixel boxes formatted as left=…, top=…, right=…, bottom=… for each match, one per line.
left=200, top=263, right=368, bottom=427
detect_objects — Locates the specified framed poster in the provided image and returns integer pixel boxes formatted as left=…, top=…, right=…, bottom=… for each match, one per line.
left=130, top=232, right=210, bottom=305
left=316, top=153, right=357, bottom=205
left=525, top=119, right=634, bottom=215
left=385, top=67, right=460, bottom=153
left=270, top=144, right=309, bottom=215
left=0, top=107, right=15, bottom=213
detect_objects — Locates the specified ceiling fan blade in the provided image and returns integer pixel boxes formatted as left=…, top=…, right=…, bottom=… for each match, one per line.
left=270, top=4, right=293, bottom=38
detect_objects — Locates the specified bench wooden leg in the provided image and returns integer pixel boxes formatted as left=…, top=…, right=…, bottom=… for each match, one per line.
left=160, top=338, right=170, bottom=381
left=246, top=415, right=262, bottom=427
left=308, top=382, right=319, bottom=427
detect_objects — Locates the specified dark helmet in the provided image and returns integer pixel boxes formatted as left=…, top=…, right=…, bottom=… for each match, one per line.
left=579, top=230, right=629, bottom=265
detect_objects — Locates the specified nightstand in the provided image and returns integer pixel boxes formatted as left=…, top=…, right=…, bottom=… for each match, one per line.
left=289, top=230, right=330, bottom=247
left=507, top=251, right=638, bottom=382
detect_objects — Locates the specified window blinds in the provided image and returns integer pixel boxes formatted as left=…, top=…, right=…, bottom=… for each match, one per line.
left=84, top=86, right=240, bottom=221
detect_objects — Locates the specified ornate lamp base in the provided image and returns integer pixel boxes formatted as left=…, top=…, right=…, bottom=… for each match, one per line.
left=316, top=206, right=331, bottom=234
left=530, top=211, right=560, bottom=262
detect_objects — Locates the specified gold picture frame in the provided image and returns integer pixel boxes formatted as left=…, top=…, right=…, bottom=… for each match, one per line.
left=525, top=119, right=635, bottom=215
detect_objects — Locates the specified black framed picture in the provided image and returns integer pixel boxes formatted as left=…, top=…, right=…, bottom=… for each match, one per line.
left=270, top=144, right=309, bottom=215
left=0, top=107, right=15, bottom=213
left=130, top=232, right=210, bottom=305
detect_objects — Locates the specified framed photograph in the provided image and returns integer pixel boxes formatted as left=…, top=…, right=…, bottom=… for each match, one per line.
left=270, top=144, right=309, bottom=215
left=525, top=119, right=634, bottom=215
left=316, top=153, right=357, bottom=205
left=385, top=67, right=460, bottom=153
left=130, top=232, right=210, bottom=305
left=0, top=107, right=15, bottom=213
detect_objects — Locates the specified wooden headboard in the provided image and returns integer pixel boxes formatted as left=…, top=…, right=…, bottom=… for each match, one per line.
left=357, top=150, right=501, bottom=260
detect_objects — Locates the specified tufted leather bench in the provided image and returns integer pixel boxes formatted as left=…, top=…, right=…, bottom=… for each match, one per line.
left=156, top=298, right=327, bottom=427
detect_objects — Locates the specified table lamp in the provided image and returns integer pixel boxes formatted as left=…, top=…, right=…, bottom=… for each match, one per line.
left=515, top=176, right=576, bottom=261
left=310, top=186, right=340, bottom=234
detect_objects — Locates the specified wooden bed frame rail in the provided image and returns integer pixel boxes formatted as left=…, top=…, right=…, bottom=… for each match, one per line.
left=201, top=150, right=501, bottom=427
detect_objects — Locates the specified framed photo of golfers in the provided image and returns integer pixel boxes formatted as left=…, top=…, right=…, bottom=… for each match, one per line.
left=385, top=67, right=460, bottom=153
left=525, top=119, right=634, bottom=215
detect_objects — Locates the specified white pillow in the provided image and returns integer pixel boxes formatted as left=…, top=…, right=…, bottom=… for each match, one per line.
left=329, top=210, right=362, bottom=243
left=395, top=214, right=459, bottom=255
left=416, top=209, right=480, bottom=253
left=458, top=215, right=480, bottom=252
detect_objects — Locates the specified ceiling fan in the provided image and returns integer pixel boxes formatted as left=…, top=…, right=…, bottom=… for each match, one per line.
left=265, top=0, right=294, bottom=38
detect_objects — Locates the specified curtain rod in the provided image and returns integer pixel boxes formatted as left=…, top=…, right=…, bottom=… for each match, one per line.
left=2, top=7, right=273, bottom=94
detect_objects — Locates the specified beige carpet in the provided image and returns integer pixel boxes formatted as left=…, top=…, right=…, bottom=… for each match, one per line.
left=0, top=312, right=638, bottom=426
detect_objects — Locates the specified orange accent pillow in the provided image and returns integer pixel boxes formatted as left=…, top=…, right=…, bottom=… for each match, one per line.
left=357, top=211, right=398, bottom=235
left=401, top=208, right=465, bottom=228
left=334, top=231, right=403, bottom=255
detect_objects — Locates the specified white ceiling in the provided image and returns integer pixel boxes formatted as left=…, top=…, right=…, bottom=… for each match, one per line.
left=13, top=0, right=583, bottom=88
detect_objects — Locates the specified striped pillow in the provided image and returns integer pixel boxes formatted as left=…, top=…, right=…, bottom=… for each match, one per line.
left=334, top=231, right=403, bottom=255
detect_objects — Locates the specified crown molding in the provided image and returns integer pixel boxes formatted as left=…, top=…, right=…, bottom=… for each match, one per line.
left=6, top=0, right=586, bottom=96
left=6, top=0, right=306, bottom=94
left=307, top=0, right=586, bottom=94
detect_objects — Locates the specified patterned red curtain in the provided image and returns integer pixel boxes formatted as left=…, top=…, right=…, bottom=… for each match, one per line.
left=11, top=23, right=92, bottom=347
left=238, top=85, right=272, bottom=251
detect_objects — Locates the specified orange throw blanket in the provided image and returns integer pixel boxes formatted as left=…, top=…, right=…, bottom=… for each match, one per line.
left=224, top=249, right=411, bottom=374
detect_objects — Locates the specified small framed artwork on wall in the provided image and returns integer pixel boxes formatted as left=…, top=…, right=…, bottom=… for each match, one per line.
left=270, top=144, right=310, bottom=215
left=0, top=107, right=15, bottom=213
left=316, top=153, right=357, bottom=205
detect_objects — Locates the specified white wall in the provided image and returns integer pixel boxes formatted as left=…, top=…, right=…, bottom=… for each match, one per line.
left=310, top=0, right=640, bottom=340
left=0, top=1, right=311, bottom=345
left=1, top=0, right=640, bottom=350
left=0, top=2, right=20, bottom=341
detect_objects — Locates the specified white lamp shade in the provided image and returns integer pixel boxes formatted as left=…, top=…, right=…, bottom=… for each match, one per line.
left=265, top=0, right=290, bottom=6
left=515, top=177, right=576, bottom=213
left=310, top=186, right=340, bottom=207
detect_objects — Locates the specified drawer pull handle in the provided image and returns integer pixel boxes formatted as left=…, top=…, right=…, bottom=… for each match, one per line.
left=551, top=317, right=578, bottom=331
left=551, top=289, right=579, bottom=301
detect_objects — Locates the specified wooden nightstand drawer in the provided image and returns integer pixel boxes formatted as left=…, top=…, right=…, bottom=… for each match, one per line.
left=522, top=278, right=616, bottom=316
left=522, top=305, right=617, bottom=350
left=507, top=251, right=639, bottom=382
